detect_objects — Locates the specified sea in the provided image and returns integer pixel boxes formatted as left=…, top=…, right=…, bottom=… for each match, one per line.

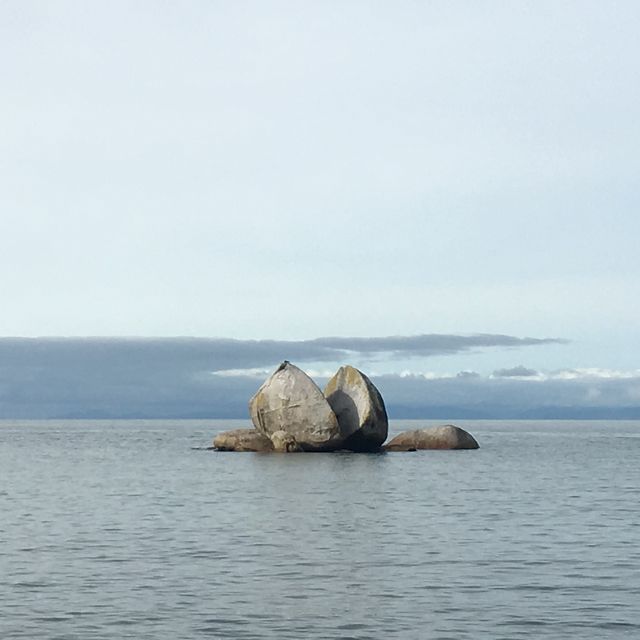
left=1, top=419, right=639, bottom=639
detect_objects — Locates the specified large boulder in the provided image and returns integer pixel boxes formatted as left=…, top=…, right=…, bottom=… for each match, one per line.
left=324, top=365, right=388, bottom=451
left=249, top=361, right=343, bottom=451
left=383, top=425, right=479, bottom=451
left=213, top=428, right=274, bottom=452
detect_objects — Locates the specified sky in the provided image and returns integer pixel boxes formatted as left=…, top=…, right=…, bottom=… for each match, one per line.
left=1, top=2, right=639, bottom=417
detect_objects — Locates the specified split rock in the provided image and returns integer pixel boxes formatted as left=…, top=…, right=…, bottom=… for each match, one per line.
left=249, top=361, right=342, bottom=451
left=383, top=425, right=479, bottom=451
left=213, top=428, right=274, bottom=452
left=324, top=365, right=388, bottom=451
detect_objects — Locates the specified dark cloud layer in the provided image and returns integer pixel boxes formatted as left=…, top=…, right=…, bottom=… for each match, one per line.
left=311, top=334, right=566, bottom=356
left=5, top=334, right=633, bottom=420
left=493, top=366, right=540, bottom=378
left=0, top=333, right=566, bottom=373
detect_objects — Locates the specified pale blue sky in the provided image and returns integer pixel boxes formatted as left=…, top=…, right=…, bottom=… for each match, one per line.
left=1, top=1, right=639, bottom=377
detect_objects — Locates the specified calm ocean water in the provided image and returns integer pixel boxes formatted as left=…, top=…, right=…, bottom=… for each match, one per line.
left=1, top=419, right=639, bottom=639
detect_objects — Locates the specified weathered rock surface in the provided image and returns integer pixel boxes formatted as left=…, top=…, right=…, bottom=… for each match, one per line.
left=249, top=361, right=342, bottom=451
left=324, top=365, right=388, bottom=452
left=383, top=425, right=479, bottom=451
left=213, top=428, right=274, bottom=452
left=270, top=430, right=303, bottom=452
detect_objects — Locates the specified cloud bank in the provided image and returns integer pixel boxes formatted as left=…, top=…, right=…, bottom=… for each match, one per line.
left=1, top=335, right=637, bottom=419
left=0, top=333, right=564, bottom=372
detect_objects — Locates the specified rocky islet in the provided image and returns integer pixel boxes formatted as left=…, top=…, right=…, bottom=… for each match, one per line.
left=214, top=361, right=479, bottom=453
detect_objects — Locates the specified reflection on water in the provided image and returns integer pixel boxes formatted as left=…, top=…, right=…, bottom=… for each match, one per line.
left=1, top=419, right=639, bottom=639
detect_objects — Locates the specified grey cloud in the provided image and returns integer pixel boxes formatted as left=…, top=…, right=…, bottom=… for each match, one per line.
left=0, top=334, right=564, bottom=374
left=0, top=334, right=562, bottom=418
left=492, top=366, right=540, bottom=378
left=0, top=336, right=636, bottom=420
left=311, top=334, right=566, bottom=357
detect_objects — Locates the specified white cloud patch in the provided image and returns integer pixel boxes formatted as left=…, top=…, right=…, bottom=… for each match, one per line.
left=549, top=368, right=640, bottom=380
left=211, top=368, right=272, bottom=378
left=212, top=364, right=640, bottom=387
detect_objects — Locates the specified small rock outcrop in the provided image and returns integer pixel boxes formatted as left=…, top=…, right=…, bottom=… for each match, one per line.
left=324, top=365, right=388, bottom=452
left=213, top=428, right=274, bottom=452
left=383, top=425, right=479, bottom=451
left=249, top=361, right=342, bottom=451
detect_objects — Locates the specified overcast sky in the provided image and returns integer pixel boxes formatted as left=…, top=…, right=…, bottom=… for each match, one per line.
left=1, top=1, right=639, bottom=386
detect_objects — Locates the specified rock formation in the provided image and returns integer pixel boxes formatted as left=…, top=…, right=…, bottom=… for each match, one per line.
left=249, top=361, right=342, bottom=451
left=383, top=425, right=479, bottom=451
left=324, top=365, right=388, bottom=451
left=213, top=428, right=274, bottom=452
left=214, top=363, right=481, bottom=454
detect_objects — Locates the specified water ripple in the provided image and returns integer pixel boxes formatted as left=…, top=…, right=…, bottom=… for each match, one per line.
left=1, top=419, right=639, bottom=639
